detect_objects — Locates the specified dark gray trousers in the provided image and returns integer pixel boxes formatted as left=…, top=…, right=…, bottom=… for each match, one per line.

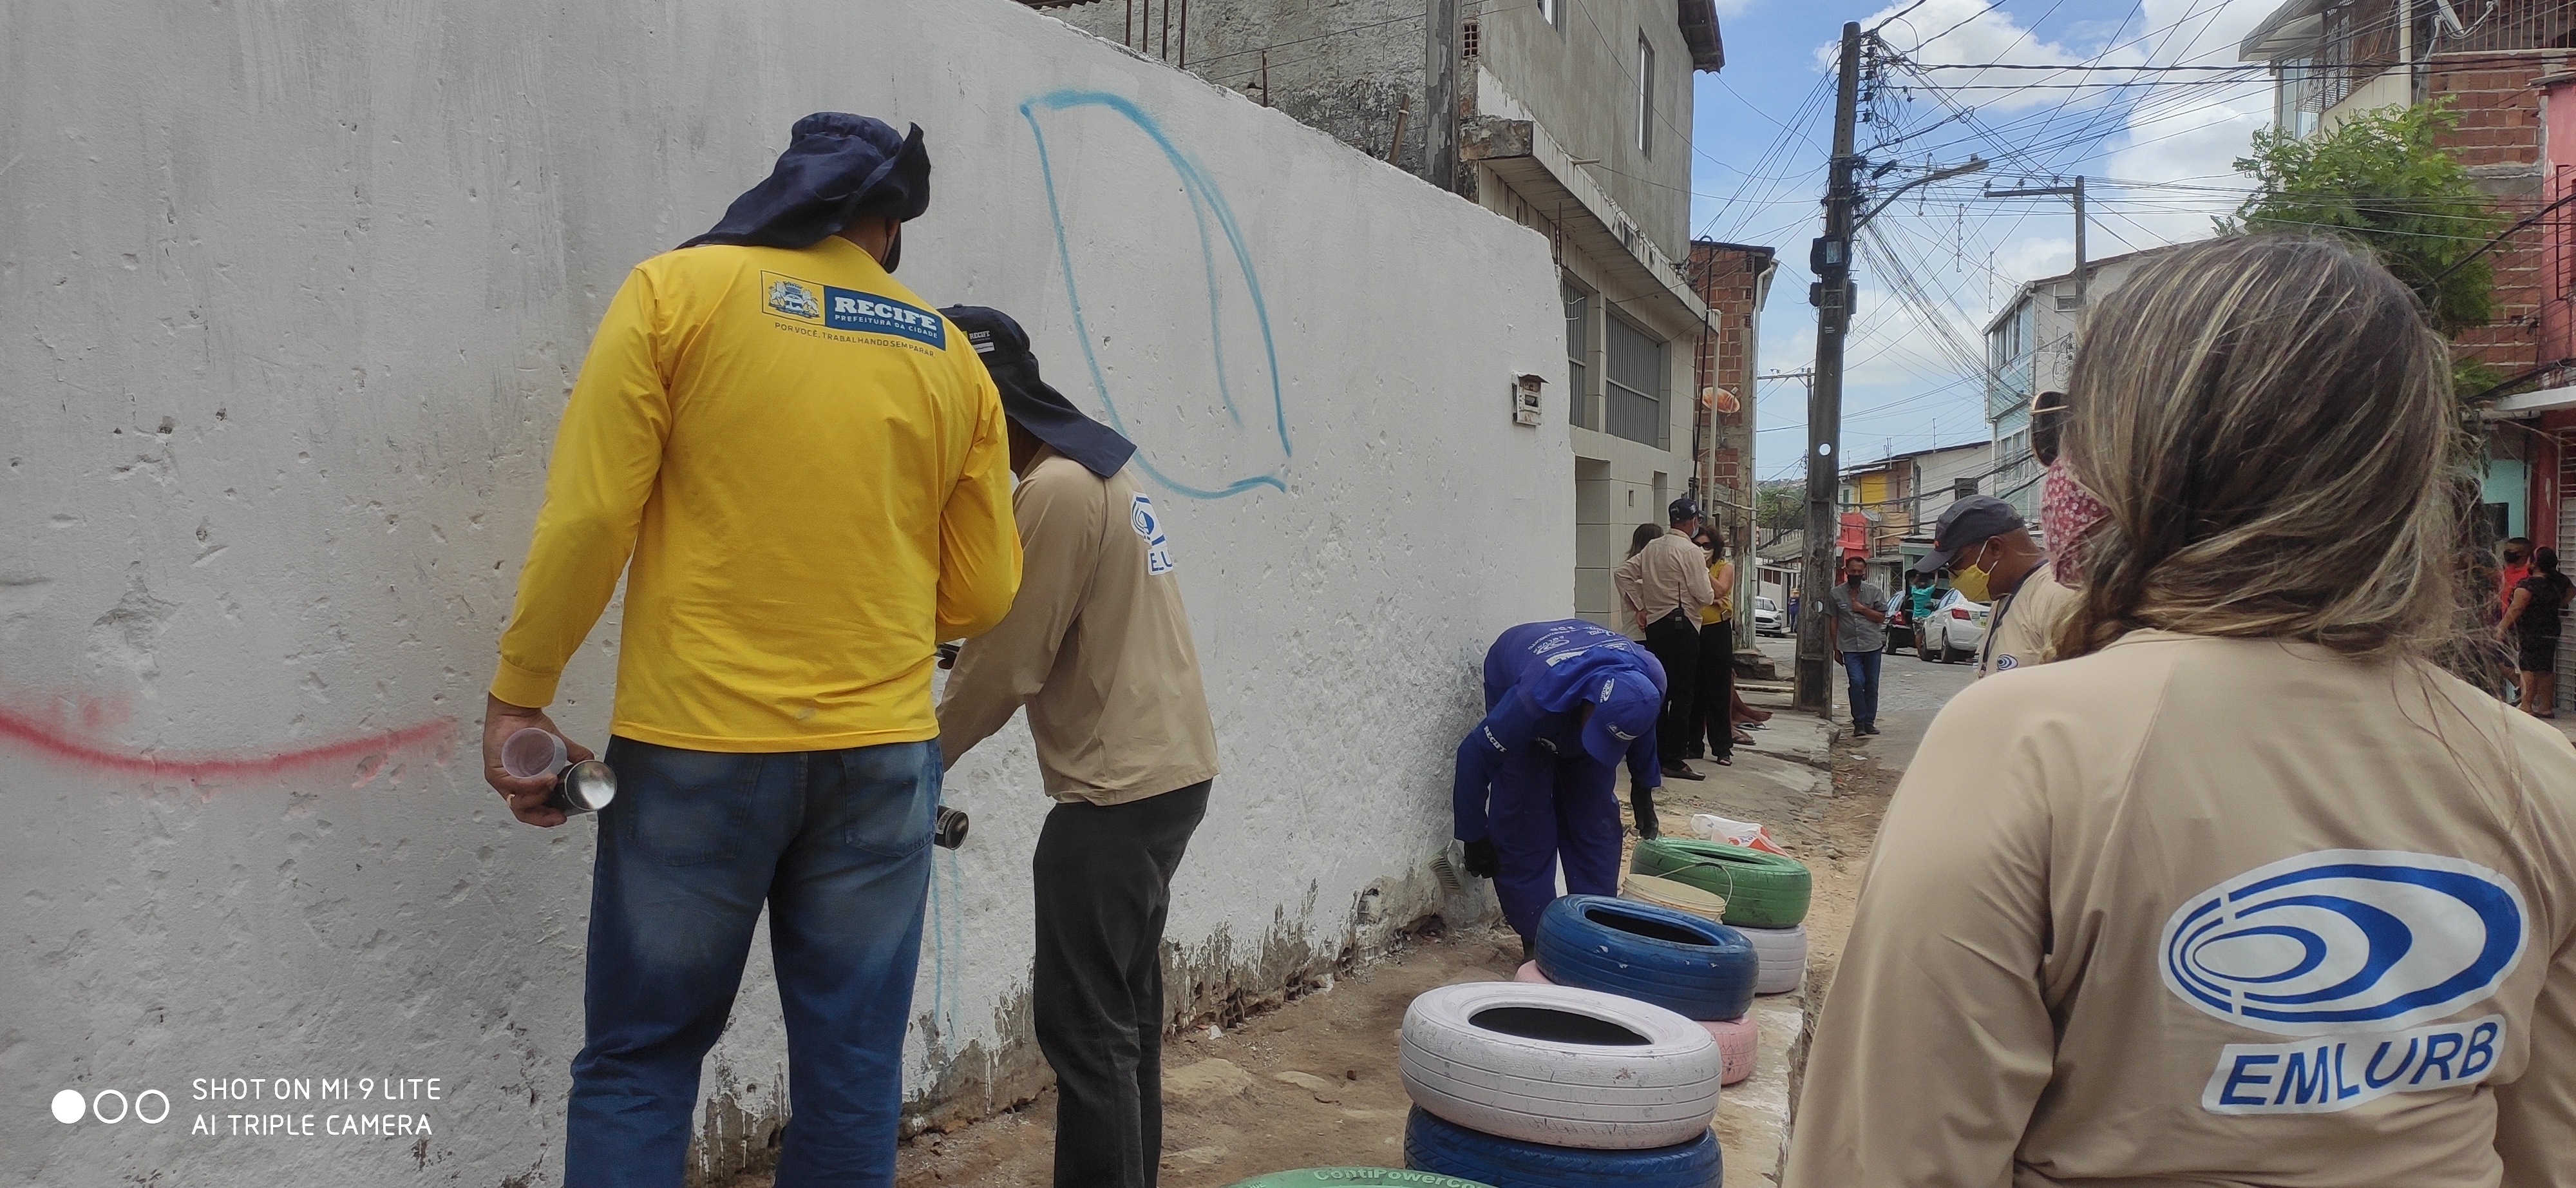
left=1032, top=780, right=1212, bottom=1188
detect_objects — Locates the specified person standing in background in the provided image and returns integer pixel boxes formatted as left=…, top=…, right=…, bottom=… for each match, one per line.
left=1614, top=498, right=1715, bottom=783
left=932, top=307, right=1218, bottom=1188
left=2499, top=546, right=2571, bottom=719
left=1694, top=530, right=1736, bottom=767
left=1908, top=495, right=2064, bottom=680
left=478, top=114, right=1021, bottom=1188
left=1826, top=555, right=1888, bottom=736
left=2497, top=537, right=2536, bottom=700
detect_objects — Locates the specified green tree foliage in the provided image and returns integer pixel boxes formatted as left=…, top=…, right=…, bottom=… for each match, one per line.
left=1756, top=481, right=1803, bottom=537
left=2224, top=101, right=2503, bottom=341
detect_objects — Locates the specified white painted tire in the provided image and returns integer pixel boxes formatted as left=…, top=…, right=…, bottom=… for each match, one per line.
left=1737, top=923, right=1808, bottom=995
left=1703, top=1017, right=1759, bottom=1086
left=1398, top=981, right=1723, bottom=1150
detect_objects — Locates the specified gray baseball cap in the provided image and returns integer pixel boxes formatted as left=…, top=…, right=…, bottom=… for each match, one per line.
left=1911, top=495, right=2025, bottom=575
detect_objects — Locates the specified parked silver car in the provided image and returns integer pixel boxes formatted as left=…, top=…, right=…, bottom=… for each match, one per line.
left=1918, top=589, right=1989, bottom=664
left=1752, top=596, right=1785, bottom=636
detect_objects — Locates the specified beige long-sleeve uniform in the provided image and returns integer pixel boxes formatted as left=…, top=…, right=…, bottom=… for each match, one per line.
left=1976, top=560, right=2081, bottom=678
left=1786, top=631, right=2576, bottom=1188
left=1614, top=529, right=1716, bottom=627
left=936, top=448, right=1219, bottom=805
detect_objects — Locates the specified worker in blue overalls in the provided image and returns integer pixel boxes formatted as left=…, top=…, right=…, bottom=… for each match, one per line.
left=1454, top=618, right=1667, bottom=955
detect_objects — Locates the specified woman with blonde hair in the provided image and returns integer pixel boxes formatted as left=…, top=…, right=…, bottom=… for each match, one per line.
left=1786, top=236, right=2576, bottom=1187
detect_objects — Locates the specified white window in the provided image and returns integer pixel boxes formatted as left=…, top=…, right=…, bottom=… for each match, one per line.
left=1636, top=35, right=1655, bottom=155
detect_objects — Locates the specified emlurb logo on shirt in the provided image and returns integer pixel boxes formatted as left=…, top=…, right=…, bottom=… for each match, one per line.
left=1131, top=493, right=1174, bottom=575
left=761, top=271, right=947, bottom=349
left=2162, top=850, right=2528, bottom=1115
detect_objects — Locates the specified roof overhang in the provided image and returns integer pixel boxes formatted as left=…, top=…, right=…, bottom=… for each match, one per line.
left=1680, top=0, right=1725, bottom=72
left=1463, top=115, right=1710, bottom=325
left=2482, top=385, right=2576, bottom=418
left=2240, top=0, right=2326, bottom=61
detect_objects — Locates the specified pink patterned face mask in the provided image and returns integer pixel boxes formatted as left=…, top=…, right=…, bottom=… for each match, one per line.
left=2041, top=461, right=2107, bottom=586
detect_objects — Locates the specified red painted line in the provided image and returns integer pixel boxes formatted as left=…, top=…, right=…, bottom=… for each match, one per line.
left=0, top=704, right=455, bottom=784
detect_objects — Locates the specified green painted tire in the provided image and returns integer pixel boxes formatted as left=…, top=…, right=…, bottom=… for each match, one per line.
left=1222, top=1170, right=1493, bottom=1188
left=1631, top=838, right=1812, bottom=928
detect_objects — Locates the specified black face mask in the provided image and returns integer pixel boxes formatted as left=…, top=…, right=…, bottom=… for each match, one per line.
left=880, top=224, right=903, bottom=273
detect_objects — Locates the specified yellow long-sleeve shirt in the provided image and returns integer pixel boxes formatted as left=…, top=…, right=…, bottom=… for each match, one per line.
left=489, top=238, right=1020, bottom=751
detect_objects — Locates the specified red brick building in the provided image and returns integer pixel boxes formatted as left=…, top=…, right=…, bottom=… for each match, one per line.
left=1683, top=240, right=1776, bottom=579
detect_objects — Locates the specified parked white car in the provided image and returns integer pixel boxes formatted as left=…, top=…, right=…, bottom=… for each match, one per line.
left=1752, top=596, right=1785, bottom=636
left=1918, top=589, right=1989, bottom=664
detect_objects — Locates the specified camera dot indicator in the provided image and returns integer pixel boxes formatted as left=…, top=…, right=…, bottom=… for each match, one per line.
left=50, top=1089, right=85, bottom=1124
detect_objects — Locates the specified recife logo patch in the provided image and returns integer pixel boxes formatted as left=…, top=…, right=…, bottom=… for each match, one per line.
left=1131, top=493, right=1173, bottom=575
left=2164, top=850, right=2530, bottom=1116
left=767, top=278, right=822, bottom=320
left=761, top=271, right=947, bottom=348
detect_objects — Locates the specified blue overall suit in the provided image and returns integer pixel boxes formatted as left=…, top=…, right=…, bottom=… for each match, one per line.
left=1454, top=620, right=1665, bottom=943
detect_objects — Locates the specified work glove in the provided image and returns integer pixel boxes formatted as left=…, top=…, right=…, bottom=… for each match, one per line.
left=1629, top=783, right=1661, bottom=841
left=1462, top=838, right=1501, bottom=879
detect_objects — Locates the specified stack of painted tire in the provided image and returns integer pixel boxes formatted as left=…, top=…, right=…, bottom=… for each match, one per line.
left=1630, top=838, right=1812, bottom=995
left=1222, top=1170, right=1493, bottom=1187
left=1520, top=894, right=1761, bottom=1086
left=1397, top=980, right=1723, bottom=1187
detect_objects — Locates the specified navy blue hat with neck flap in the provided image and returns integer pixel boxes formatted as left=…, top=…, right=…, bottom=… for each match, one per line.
left=939, top=305, right=1137, bottom=480
left=681, top=113, right=931, bottom=251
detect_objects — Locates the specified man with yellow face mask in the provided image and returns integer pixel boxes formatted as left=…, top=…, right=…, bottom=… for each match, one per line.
left=1911, top=495, right=2068, bottom=678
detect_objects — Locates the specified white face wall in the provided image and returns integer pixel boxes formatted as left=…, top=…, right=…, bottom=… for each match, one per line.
left=0, top=2, right=1572, bottom=1182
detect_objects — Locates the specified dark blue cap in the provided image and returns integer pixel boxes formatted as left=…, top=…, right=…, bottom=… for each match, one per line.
left=681, top=113, right=931, bottom=251
left=940, top=305, right=1137, bottom=480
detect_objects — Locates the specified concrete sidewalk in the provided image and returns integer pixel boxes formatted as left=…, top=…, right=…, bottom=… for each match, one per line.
left=1631, top=687, right=1835, bottom=1187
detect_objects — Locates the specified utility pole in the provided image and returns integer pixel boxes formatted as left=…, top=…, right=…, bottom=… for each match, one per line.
left=1795, top=22, right=1862, bottom=716
left=1425, top=0, right=1460, bottom=191
left=1985, top=177, right=2087, bottom=310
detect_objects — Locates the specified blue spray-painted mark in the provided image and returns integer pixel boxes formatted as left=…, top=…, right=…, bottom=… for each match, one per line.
left=1021, top=88, right=1289, bottom=499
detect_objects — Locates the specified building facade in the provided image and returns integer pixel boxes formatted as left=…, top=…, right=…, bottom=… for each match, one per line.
left=1037, top=0, right=1732, bottom=631
left=1837, top=439, right=1991, bottom=589
left=1980, top=245, right=2183, bottom=519
left=1688, top=240, right=1777, bottom=646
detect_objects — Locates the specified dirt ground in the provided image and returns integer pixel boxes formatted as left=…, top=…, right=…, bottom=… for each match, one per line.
left=875, top=772, right=1898, bottom=1188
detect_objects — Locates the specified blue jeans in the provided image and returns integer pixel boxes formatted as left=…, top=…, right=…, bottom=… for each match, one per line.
left=565, top=736, right=938, bottom=1188
left=1841, top=649, right=1882, bottom=727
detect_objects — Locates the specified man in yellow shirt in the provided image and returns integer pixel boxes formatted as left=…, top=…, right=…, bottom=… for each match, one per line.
left=477, top=113, right=1019, bottom=1188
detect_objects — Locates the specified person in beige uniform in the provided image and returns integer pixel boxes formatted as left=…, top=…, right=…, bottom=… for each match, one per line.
left=1785, top=236, right=2576, bottom=1188
left=1911, top=495, right=2065, bottom=679
left=1614, top=499, right=1717, bottom=786
left=933, top=307, right=1218, bottom=1188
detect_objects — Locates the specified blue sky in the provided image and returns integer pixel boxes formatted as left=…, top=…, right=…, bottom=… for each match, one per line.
left=1683, top=0, right=2281, bottom=482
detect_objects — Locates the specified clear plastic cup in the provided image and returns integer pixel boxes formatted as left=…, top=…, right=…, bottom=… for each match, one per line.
left=501, top=727, right=569, bottom=779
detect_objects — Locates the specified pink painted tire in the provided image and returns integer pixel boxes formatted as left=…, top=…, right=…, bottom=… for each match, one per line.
left=1703, top=1016, right=1758, bottom=1086
left=1514, top=961, right=1551, bottom=984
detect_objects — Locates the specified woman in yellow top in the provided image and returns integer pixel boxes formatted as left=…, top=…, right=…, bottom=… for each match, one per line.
left=1692, top=530, right=1736, bottom=766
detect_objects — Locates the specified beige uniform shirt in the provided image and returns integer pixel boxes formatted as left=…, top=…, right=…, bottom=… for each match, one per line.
left=1786, top=632, right=2576, bottom=1188
left=937, top=449, right=1219, bottom=805
left=1614, top=529, right=1716, bottom=626
left=1977, top=560, right=2081, bottom=678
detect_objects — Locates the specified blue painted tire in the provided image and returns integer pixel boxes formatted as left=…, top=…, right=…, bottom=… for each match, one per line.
left=1534, top=894, right=1758, bottom=1021
left=1403, top=1106, right=1719, bottom=1188
left=1224, top=1170, right=1493, bottom=1188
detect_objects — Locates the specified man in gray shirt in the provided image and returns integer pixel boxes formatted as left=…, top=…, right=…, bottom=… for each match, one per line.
left=1827, top=555, right=1889, bottom=736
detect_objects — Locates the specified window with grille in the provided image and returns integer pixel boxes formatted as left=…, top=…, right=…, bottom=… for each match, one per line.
left=1463, top=17, right=1479, bottom=59
left=1604, top=314, right=1666, bottom=448
left=1564, top=283, right=1593, bottom=428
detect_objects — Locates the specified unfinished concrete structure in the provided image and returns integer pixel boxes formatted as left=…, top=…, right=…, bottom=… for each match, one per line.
left=0, top=1, right=1575, bottom=1182
left=1039, top=0, right=1734, bottom=632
